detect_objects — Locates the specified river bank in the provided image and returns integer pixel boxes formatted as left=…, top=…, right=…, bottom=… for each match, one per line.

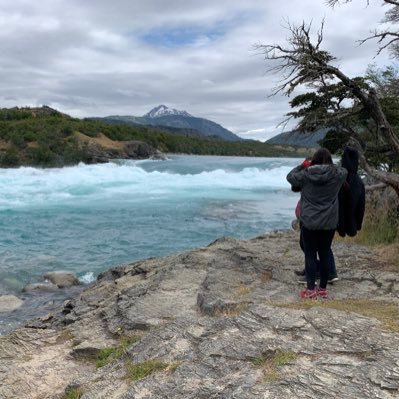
left=1, top=230, right=398, bottom=398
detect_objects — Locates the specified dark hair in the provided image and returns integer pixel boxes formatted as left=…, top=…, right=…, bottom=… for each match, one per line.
left=311, top=148, right=333, bottom=165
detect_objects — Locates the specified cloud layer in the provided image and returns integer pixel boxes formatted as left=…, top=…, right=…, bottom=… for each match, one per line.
left=0, top=0, right=391, bottom=140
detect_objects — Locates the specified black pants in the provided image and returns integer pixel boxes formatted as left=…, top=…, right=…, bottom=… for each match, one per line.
left=299, top=228, right=337, bottom=278
left=301, top=226, right=335, bottom=290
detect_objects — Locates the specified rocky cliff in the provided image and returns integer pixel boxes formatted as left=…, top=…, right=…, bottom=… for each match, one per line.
left=1, top=231, right=399, bottom=398
left=75, top=133, right=166, bottom=163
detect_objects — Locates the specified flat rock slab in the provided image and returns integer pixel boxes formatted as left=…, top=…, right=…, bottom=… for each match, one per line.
left=1, top=231, right=399, bottom=398
left=23, top=282, right=59, bottom=293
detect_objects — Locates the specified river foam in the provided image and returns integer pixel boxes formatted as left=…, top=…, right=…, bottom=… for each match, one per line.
left=0, top=155, right=301, bottom=294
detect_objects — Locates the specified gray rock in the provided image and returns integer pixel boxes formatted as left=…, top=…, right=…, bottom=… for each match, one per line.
left=1, top=231, right=399, bottom=398
left=43, top=271, right=80, bottom=288
left=72, top=340, right=114, bottom=359
left=0, top=295, right=23, bottom=312
left=125, top=141, right=166, bottom=160
left=22, top=282, right=59, bottom=293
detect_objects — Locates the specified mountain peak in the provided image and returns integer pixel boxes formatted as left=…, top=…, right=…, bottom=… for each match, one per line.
left=144, top=105, right=192, bottom=119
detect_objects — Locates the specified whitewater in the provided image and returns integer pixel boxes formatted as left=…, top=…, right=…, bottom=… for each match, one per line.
left=0, top=155, right=301, bottom=295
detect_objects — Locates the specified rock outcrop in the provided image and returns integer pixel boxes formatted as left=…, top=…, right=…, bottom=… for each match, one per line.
left=1, top=231, right=399, bottom=398
left=43, top=271, right=80, bottom=288
left=76, top=133, right=166, bottom=164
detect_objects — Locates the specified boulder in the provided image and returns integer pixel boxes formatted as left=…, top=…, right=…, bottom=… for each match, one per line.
left=22, top=282, right=59, bottom=293
left=0, top=295, right=23, bottom=312
left=71, top=340, right=114, bottom=359
left=43, top=271, right=80, bottom=288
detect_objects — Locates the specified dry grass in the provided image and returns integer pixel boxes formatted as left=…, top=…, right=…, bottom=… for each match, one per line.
left=235, top=285, right=252, bottom=297
left=351, top=191, right=399, bottom=248
left=0, top=140, right=10, bottom=150
left=374, top=242, right=399, bottom=271
left=252, top=350, right=298, bottom=382
left=215, top=302, right=249, bottom=317
left=56, top=329, right=74, bottom=344
left=275, top=299, right=399, bottom=332
left=75, top=132, right=125, bottom=150
left=259, top=271, right=273, bottom=283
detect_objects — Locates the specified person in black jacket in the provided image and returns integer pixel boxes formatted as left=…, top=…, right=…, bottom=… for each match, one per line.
left=287, top=148, right=347, bottom=299
left=337, top=146, right=366, bottom=237
left=293, top=146, right=365, bottom=282
left=291, top=178, right=339, bottom=283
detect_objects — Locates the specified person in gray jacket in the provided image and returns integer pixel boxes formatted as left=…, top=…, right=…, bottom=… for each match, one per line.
left=287, top=148, right=347, bottom=299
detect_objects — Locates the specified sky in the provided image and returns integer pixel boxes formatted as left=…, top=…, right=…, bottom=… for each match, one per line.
left=0, top=0, right=393, bottom=141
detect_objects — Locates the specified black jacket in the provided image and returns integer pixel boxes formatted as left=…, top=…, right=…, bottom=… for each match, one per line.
left=337, top=147, right=366, bottom=237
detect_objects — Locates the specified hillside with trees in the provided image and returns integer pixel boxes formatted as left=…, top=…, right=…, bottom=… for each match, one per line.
left=0, top=106, right=296, bottom=167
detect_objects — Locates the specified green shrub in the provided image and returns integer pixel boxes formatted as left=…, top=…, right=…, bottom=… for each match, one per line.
left=30, top=144, right=56, bottom=166
left=124, top=360, right=171, bottom=382
left=9, top=133, right=26, bottom=149
left=63, top=386, right=83, bottom=399
left=95, top=335, right=141, bottom=368
left=0, top=147, right=20, bottom=167
left=252, top=350, right=298, bottom=382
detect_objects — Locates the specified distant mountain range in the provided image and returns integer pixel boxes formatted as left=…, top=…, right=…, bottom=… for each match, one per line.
left=266, top=128, right=328, bottom=148
left=90, top=105, right=242, bottom=142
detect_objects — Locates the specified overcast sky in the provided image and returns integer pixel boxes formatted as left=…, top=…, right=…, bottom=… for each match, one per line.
left=0, top=0, right=393, bottom=140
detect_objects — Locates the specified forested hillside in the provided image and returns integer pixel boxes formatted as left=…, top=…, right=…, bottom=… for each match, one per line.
left=0, top=106, right=297, bottom=167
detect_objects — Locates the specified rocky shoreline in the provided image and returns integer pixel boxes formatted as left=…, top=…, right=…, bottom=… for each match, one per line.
left=1, top=230, right=399, bottom=398
left=0, top=271, right=85, bottom=335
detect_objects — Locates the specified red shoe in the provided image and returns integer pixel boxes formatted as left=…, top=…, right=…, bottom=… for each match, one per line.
left=317, top=287, right=328, bottom=299
left=300, top=288, right=317, bottom=299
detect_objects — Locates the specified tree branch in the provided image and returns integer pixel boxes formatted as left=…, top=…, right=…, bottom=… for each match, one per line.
left=385, top=0, right=399, bottom=7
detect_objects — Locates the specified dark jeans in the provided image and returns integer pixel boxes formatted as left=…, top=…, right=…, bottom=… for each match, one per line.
left=299, top=229, right=337, bottom=278
left=301, top=226, right=336, bottom=290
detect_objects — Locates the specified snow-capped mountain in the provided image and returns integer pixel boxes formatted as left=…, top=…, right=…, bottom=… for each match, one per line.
left=144, top=105, right=192, bottom=118
left=93, top=105, right=242, bottom=141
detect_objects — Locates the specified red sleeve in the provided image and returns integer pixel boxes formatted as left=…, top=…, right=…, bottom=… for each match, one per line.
left=295, top=200, right=301, bottom=219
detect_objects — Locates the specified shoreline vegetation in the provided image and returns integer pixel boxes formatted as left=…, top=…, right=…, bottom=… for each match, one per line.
left=0, top=106, right=309, bottom=168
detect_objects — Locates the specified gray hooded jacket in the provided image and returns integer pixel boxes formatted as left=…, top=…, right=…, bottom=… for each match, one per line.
left=287, top=164, right=347, bottom=230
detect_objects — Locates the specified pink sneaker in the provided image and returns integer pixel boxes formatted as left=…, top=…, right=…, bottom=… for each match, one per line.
left=317, top=287, right=328, bottom=299
left=300, top=288, right=317, bottom=299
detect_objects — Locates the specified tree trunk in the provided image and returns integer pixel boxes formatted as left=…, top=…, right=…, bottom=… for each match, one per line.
left=327, top=65, right=399, bottom=154
left=349, top=137, right=399, bottom=197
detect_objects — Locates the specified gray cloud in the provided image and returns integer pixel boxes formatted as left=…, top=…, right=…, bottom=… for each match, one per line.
left=0, top=0, right=391, bottom=141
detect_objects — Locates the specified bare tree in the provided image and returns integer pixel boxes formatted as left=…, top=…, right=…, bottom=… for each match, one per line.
left=328, top=0, right=399, bottom=56
left=256, top=21, right=399, bottom=195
